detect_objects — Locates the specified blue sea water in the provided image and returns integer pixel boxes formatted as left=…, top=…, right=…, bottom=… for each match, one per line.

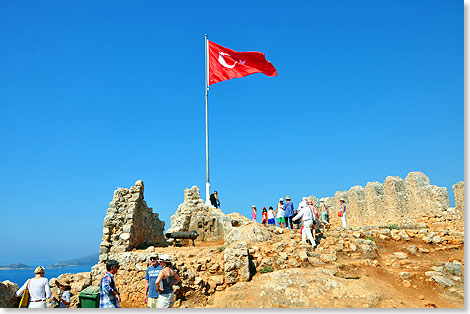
left=0, top=265, right=94, bottom=286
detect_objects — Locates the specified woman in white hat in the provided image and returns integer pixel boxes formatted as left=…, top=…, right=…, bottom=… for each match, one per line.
left=15, top=266, right=51, bottom=308
left=155, top=254, right=181, bottom=308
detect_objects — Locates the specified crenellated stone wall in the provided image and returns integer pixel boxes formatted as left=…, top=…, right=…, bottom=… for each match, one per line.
left=320, top=172, right=463, bottom=231
left=99, top=180, right=166, bottom=262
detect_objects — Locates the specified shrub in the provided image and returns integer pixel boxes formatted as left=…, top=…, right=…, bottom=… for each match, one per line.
left=217, top=246, right=225, bottom=252
left=388, top=224, right=400, bottom=230
left=365, top=236, right=375, bottom=242
left=259, top=264, right=274, bottom=273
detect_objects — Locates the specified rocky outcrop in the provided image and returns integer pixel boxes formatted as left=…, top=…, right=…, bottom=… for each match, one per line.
left=99, top=180, right=166, bottom=261
left=223, top=241, right=252, bottom=284
left=0, top=281, right=19, bottom=308
left=211, top=268, right=383, bottom=308
left=48, top=272, right=93, bottom=308
left=167, top=186, right=264, bottom=244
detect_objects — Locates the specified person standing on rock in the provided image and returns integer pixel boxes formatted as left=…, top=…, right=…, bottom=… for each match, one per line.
left=15, top=266, right=51, bottom=308
left=267, top=206, right=276, bottom=227
left=339, top=199, right=348, bottom=228
left=155, top=254, right=181, bottom=308
left=283, top=196, right=295, bottom=229
left=320, top=199, right=330, bottom=229
left=99, top=260, right=121, bottom=308
left=144, top=255, right=163, bottom=308
left=261, top=207, right=268, bottom=226
left=293, top=202, right=316, bottom=248
left=251, top=205, right=257, bottom=222
left=276, top=198, right=286, bottom=228
left=210, top=191, right=220, bottom=208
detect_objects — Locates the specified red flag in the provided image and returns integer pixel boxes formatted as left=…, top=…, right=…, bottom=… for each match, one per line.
left=208, top=40, right=277, bottom=86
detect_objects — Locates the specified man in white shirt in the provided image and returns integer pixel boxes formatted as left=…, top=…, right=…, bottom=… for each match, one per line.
left=293, top=202, right=316, bottom=248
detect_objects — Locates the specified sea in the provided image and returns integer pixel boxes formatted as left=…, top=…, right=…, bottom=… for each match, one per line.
left=0, top=265, right=94, bottom=286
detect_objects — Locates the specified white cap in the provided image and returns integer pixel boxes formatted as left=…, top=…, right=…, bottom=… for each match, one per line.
left=302, top=197, right=307, bottom=201
left=279, top=198, right=284, bottom=202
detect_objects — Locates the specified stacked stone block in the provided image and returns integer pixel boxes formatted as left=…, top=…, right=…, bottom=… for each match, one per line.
left=99, top=180, right=166, bottom=262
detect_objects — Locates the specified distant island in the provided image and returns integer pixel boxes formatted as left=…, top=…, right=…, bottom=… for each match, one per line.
left=0, top=263, right=32, bottom=270
left=47, top=253, right=99, bottom=269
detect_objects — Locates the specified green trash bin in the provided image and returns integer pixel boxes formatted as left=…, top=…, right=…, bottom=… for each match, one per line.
left=79, top=286, right=100, bottom=308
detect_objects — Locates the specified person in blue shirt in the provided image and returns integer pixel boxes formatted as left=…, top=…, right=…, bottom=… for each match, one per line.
left=283, top=195, right=295, bottom=229
left=144, top=255, right=163, bottom=308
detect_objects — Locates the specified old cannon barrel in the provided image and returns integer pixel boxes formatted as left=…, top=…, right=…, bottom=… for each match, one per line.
left=165, top=231, right=199, bottom=240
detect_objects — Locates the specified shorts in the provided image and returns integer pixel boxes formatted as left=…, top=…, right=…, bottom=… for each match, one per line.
left=157, top=292, right=175, bottom=308
left=148, top=297, right=159, bottom=308
left=268, top=218, right=275, bottom=224
left=277, top=217, right=285, bottom=223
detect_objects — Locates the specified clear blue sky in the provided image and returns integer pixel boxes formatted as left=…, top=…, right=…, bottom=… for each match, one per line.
left=0, top=0, right=463, bottom=265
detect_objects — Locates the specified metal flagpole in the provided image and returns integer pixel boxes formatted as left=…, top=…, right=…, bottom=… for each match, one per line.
left=205, top=34, right=210, bottom=205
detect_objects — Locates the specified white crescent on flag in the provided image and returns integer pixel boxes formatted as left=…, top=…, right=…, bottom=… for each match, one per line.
left=218, top=52, right=237, bottom=68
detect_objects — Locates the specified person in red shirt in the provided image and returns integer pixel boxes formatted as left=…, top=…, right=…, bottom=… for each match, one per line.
left=261, top=207, right=268, bottom=227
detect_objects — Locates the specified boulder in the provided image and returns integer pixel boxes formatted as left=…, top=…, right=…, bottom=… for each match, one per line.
left=0, top=281, right=19, bottom=308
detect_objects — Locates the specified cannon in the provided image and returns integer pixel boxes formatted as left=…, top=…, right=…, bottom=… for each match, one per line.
left=165, top=230, right=199, bottom=246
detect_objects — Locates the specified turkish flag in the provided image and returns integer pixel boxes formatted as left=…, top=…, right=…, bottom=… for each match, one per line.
left=208, top=40, right=277, bottom=86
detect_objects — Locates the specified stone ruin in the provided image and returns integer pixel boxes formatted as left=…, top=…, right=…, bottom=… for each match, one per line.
left=325, top=171, right=464, bottom=230
left=99, top=180, right=166, bottom=263
left=166, top=186, right=272, bottom=246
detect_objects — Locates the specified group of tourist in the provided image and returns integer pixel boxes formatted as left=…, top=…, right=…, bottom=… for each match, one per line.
left=15, top=266, right=71, bottom=308
left=251, top=196, right=348, bottom=247
left=15, top=254, right=181, bottom=309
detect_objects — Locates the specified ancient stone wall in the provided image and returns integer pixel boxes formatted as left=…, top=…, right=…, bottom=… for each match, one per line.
left=99, top=180, right=166, bottom=262
left=347, top=186, right=365, bottom=228
left=322, top=172, right=462, bottom=231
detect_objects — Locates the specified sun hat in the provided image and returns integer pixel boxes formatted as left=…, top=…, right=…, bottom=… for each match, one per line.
left=320, top=199, right=324, bottom=202
left=158, top=253, right=173, bottom=262
left=252, top=205, right=256, bottom=208
left=279, top=198, right=284, bottom=202
left=339, top=198, right=345, bottom=202
left=286, top=196, right=291, bottom=200
left=34, top=266, right=45, bottom=274
left=55, top=278, right=71, bottom=289
left=302, top=197, right=307, bottom=201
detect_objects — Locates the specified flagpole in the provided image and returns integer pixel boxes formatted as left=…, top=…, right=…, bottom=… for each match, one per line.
left=205, top=34, right=210, bottom=205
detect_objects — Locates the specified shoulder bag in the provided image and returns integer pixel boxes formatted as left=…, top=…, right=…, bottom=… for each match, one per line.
left=18, top=279, right=31, bottom=308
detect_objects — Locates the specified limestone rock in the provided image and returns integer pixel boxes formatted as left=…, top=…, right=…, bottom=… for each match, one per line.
left=405, top=172, right=449, bottom=223
left=348, top=186, right=366, bottom=228
left=0, top=281, right=19, bottom=308
left=211, top=268, right=383, bottom=308
left=224, top=241, right=252, bottom=284
left=383, top=176, right=408, bottom=225
left=445, top=262, right=462, bottom=275
left=365, top=182, right=385, bottom=226
left=167, top=186, right=254, bottom=243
